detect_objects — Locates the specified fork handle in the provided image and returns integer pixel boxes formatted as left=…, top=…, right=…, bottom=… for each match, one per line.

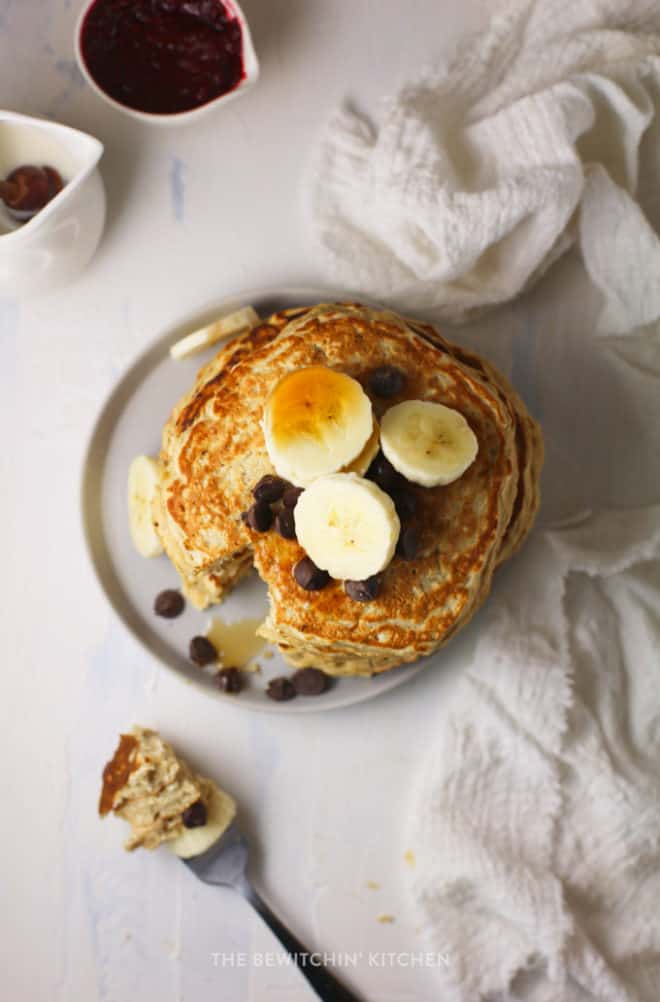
left=237, top=875, right=363, bottom=1001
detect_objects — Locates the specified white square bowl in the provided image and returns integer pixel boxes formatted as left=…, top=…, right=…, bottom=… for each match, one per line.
left=0, top=111, right=105, bottom=297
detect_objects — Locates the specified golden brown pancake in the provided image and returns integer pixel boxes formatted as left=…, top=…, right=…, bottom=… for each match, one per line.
left=154, top=303, right=543, bottom=676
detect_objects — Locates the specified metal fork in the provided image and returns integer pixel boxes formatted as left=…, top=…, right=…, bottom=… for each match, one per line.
left=183, top=821, right=363, bottom=1001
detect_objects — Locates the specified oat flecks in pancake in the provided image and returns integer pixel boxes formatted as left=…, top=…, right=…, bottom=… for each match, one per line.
left=99, top=727, right=218, bottom=851
left=155, top=303, right=543, bottom=677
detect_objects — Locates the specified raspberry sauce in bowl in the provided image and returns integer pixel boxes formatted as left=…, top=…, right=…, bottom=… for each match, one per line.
left=76, top=0, right=258, bottom=122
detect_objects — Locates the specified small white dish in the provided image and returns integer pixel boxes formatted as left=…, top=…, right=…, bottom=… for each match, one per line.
left=74, top=0, right=259, bottom=126
left=0, top=111, right=105, bottom=297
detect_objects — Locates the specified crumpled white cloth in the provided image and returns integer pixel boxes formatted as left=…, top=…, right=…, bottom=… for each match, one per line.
left=307, top=0, right=660, bottom=333
left=407, top=507, right=660, bottom=1002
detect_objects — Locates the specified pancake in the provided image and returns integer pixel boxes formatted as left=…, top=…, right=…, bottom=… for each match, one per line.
left=404, top=317, right=543, bottom=564
left=155, top=303, right=543, bottom=676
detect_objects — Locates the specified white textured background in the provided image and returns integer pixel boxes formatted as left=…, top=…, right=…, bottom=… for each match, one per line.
left=2, top=2, right=660, bottom=1001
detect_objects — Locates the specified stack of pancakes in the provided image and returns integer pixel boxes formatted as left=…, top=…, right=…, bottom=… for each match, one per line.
left=154, top=303, right=543, bottom=677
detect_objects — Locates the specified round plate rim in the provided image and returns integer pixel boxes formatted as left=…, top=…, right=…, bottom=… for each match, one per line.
left=79, top=285, right=429, bottom=713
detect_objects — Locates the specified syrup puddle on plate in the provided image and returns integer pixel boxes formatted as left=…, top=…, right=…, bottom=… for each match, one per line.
left=206, top=616, right=267, bottom=670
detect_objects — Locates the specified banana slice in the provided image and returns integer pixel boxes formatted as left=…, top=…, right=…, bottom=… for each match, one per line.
left=127, top=455, right=164, bottom=558
left=342, top=419, right=380, bottom=476
left=264, top=366, right=373, bottom=488
left=169, top=784, right=237, bottom=859
left=294, top=473, right=400, bottom=580
left=380, top=400, right=478, bottom=487
left=169, top=306, right=260, bottom=360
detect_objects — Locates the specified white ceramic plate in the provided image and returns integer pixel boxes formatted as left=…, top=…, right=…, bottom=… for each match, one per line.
left=81, top=287, right=436, bottom=712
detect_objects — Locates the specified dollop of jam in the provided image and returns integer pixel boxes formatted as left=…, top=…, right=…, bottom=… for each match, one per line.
left=0, top=165, right=64, bottom=219
left=80, top=0, right=245, bottom=115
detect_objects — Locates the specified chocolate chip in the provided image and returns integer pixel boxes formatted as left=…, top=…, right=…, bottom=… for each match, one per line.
left=182, top=800, right=207, bottom=828
left=293, top=556, right=330, bottom=591
left=243, top=500, right=274, bottom=532
left=282, top=486, right=304, bottom=508
left=368, top=365, right=406, bottom=398
left=366, top=452, right=403, bottom=493
left=292, top=668, right=330, bottom=695
left=189, top=635, right=218, bottom=666
left=154, top=589, right=184, bottom=618
left=345, top=575, right=382, bottom=602
left=397, top=526, right=419, bottom=560
left=215, top=667, right=243, bottom=693
left=253, top=475, right=288, bottom=503
left=392, top=487, right=417, bottom=521
left=267, top=676, right=296, bottom=701
left=275, top=508, right=296, bottom=540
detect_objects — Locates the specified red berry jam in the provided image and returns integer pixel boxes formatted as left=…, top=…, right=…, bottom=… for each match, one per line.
left=80, top=0, right=245, bottom=115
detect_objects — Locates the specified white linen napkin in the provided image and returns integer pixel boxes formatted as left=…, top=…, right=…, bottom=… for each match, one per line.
left=407, top=507, right=660, bottom=1002
left=307, top=0, right=660, bottom=333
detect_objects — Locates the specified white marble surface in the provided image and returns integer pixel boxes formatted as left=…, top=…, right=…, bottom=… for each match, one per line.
left=3, top=2, right=660, bottom=1001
